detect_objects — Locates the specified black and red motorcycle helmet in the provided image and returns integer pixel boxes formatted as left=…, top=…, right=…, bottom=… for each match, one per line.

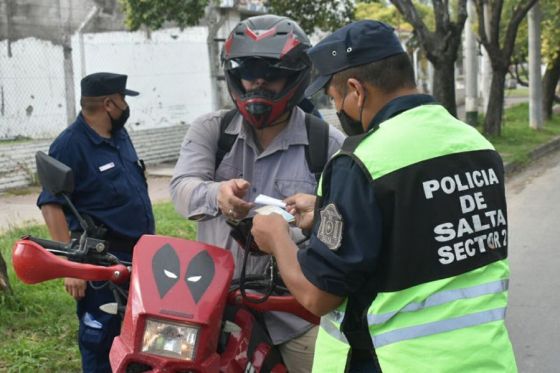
left=222, top=15, right=312, bottom=129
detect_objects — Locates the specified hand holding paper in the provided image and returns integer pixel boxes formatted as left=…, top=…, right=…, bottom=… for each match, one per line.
left=255, top=194, right=286, bottom=208
left=254, top=205, right=295, bottom=223
left=254, top=194, right=294, bottom=223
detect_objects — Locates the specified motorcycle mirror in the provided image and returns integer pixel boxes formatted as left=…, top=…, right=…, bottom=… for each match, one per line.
left=35, top=151, right=74, bottom=195
left=35, top=151, right=91, bottom=233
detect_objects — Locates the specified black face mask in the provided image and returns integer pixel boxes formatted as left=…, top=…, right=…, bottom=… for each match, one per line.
left=336, top=88, right=366, bottom=137
left=108, top=102, right=130, bottom=132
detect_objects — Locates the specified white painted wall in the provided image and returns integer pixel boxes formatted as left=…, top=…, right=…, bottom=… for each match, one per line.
left=0, top=38, right=68, bottom=139
left=1, top=26, right=214, bottom=139
left=72, top=26, right=213, bottom=132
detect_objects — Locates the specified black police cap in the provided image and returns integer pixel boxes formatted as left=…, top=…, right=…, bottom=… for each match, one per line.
left=305, top=20, right=405, bottom=97
left=80, top=72, right=139, bottom=97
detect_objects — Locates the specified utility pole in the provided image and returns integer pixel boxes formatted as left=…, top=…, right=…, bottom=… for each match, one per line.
left=58, top=0, right=76, bottom=125
left=206, top=5, right=228, bottom=111
left=464, top=0, right=478, bottom=126
left=3, top=0, right=14, bottom=57
left=77, top=6, right=99, bottom=79
left=528, top=2, right=543, bottom=129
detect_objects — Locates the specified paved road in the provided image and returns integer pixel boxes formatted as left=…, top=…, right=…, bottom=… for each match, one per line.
left=506, top=150, right=560, bottom=372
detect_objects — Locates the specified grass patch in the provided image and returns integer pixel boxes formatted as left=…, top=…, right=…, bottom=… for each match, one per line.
left=484, top=103, right=560, bottom=165
left=504, top=87, right=529, bottom=98
left=0, top=202, right=195, bottom=372
left=153, top=202, right=197, bottom=239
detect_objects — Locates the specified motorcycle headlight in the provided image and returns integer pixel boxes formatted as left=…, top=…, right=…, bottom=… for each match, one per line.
left=141, top=318, right=199, bottom=361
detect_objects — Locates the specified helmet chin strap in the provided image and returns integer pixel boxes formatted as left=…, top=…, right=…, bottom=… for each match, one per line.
left=267, top=110, right=290, bottom=127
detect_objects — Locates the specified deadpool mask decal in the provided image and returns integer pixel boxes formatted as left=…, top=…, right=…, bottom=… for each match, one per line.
left=185, top=251, right=215, bottom=304
left=151, top=244, right=216, bottom=304
left=152, top=243, right=181, bottom=298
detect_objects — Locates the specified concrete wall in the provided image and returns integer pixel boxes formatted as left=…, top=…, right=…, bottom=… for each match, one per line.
left=0, top=0, right=124, bottom=43
left=72, top=27, right=214, bottom=132
left=0, top=26, right=214, bottom=139
left=0, top=38, right=68, bottom=138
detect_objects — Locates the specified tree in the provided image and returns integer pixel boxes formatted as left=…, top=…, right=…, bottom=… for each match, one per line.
left=356, top=1, right=414, bottom=31
left=508, top=0, right=560, bottom=121
left=355, top=1, right=435, bottom=103
left=388, top=0, right=467, bottom=117
left=267, top=0, right=354, bottom=35
left=542, top=50, right=560, bottom=120
left=120, top=0, right=208, bottom=31
left=540, top=0, right=560, bottom=120
left=473, top=0, right=538, bottom=135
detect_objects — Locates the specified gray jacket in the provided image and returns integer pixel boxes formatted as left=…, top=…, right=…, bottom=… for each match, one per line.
left=170, top=106, right=345, bottom=344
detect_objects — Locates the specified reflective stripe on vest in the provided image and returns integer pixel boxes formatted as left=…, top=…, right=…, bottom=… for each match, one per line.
left=322, top=280, right=508, bottom=346
left=368, top=279, right=508, bottom=325
left=320, top=316, right=349, bottom=344
left=373, top=306, right=506, bottom=348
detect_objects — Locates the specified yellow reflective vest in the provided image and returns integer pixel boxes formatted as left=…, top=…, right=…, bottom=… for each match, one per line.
left=313, top=105, right=517, bottom=372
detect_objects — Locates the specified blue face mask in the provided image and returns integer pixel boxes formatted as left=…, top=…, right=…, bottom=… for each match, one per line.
left=336, top=87, right=366, bottom=136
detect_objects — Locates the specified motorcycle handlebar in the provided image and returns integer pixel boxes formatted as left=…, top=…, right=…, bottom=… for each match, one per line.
left=12, top=239, right=130, bottom=285
left=24, top=235, right=73, bottom=254
left=228, top=290, right=319, bottom=325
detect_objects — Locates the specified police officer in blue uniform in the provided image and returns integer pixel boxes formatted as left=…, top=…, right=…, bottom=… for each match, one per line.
left=37, top=72, right=154, bottom=373
left=251, top=20, right=515, bottom=373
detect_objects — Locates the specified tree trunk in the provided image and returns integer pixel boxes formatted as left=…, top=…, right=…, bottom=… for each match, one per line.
left=484, top=68, right=507, bottom=136
left=0, top=252, right=12, bottom=294
left=432, top=61, right=458, bottom=117
left=542, top=52, right=560, bottom=121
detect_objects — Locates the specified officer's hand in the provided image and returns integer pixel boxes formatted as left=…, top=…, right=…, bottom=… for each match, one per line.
left=285, top=193, right=316, bottom=230
left=64, top=278, right=87, bottom=300
left=218, top=179, right=255, bottom=219
left=251, top=214, right=290, bottom=255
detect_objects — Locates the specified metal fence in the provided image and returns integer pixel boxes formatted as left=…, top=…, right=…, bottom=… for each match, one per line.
left=0, top=38, right=69, bottom=140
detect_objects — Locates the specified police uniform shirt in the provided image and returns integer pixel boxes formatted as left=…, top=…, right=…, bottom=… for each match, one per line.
left=37, top=113, right=155, bottom=240
left=298, top=94, right=436, bottom=300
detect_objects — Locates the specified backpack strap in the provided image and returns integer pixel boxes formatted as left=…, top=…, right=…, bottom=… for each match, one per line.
left=215, top=110, right=330, bottom=183
left=215, top=109, right=239, bottom=170
left=304, top=113, right=330, bottom=182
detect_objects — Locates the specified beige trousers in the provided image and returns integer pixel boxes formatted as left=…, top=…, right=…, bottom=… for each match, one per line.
left=278, top=325, right=319, bottom=373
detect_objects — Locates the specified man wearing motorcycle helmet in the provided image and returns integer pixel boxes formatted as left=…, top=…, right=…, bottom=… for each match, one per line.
left=171, top=14, right=345, bottom=372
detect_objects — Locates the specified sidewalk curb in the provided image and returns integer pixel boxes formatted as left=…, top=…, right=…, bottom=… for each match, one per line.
left=504, top=135, right=560, bottom=177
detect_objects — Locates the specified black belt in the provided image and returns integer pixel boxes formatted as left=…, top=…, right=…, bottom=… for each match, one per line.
left=71, top=231, right=138, bottom=253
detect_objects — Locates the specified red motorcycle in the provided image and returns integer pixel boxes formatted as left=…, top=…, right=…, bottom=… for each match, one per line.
left=12, top=152, right=318, bottom=373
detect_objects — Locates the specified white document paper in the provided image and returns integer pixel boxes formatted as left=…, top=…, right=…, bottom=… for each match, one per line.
left=255, top=205, right=295, bottom=223
left=255, top=194, right=286, bottom=208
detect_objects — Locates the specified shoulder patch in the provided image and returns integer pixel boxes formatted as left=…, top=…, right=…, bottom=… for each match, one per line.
left=317, top=203, right=344, bottom=251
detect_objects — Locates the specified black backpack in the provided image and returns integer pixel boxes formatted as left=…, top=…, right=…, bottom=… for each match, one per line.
left=215, top=109, right=330, bottom=182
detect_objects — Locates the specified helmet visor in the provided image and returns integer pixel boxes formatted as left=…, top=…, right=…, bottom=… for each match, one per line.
left=227, top=58, right=302, bottom=82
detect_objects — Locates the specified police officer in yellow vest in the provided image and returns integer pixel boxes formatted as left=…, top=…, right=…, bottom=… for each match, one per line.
left=251, top=20, right=517, bottom=372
